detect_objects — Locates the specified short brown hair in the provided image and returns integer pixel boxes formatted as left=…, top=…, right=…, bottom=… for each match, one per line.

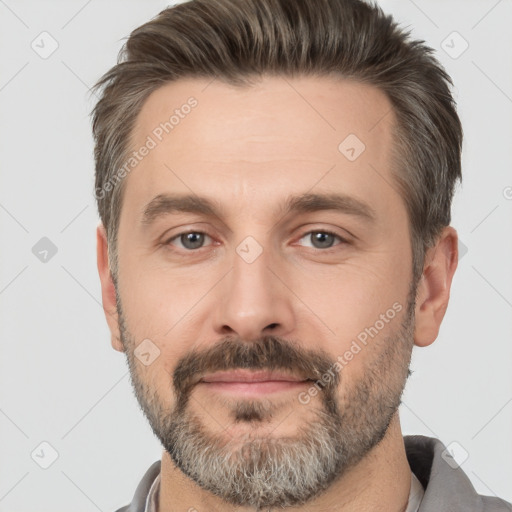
left=91, top=0, right=463, bottom=285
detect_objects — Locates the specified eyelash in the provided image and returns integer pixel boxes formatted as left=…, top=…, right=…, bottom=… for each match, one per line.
left=163, top=229, right=349, bottom=253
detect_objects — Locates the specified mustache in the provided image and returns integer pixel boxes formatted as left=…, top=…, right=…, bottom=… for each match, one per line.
left=172, top=335, right=340, bottom=404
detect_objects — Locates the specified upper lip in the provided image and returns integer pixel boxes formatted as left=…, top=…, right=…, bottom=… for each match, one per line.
left=199, top=370, right=310, bottom=383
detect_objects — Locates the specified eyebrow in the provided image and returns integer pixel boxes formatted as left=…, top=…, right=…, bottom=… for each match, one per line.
left=141, top=192, right=376, bottom=226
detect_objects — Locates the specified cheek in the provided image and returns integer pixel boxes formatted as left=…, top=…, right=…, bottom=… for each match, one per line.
left=117, top=247, right=204, bottom=329
left=298, top=257, right=406, bottom=324
left=290, top=256, right=409, bottom=368
left=116, top=275, right=189, bottom=382
left=130, top=349, right=178, bottom=407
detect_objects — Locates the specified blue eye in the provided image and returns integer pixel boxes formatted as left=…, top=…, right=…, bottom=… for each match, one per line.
left=167, top=232, right=212, bottom=250
left=297, top=230, right=345, bottom=250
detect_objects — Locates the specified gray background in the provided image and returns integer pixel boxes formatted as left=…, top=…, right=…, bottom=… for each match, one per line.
left=0, top=0, right=511, bottom=510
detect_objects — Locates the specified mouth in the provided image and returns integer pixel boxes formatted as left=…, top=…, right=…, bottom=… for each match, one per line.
left=197, top=370, right=312, bottom=397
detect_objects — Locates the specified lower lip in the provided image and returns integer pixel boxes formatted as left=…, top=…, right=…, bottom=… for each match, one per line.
left=198, top=380, right=311, bottom=396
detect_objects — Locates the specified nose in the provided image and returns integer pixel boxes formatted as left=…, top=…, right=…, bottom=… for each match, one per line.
left=212, top=240, right=296, bottom=342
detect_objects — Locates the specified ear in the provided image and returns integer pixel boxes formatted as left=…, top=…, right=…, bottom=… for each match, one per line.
left=413, top=226, right=459, bottom=347
left=96, top=223, right=125, bottom=352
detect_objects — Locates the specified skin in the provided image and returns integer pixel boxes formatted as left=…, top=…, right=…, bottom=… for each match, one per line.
left=97, top=76, right=458, bottom=511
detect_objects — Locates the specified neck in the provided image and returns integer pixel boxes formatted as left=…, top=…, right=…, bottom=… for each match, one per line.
left=158, top=412, right=411, bottom=512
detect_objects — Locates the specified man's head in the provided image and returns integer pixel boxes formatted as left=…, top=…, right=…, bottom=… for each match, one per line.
left=92, top=0, right=461, bottom=509
left=92, top=0, right=462, bottom=286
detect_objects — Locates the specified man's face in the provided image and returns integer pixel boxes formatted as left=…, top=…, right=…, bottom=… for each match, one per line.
left=112, top=76, right=416, bottom=508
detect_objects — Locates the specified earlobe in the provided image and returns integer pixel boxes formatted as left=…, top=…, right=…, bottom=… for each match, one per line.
left=413, top=227, right=459, bottom=348
left=96, top=223, right=125, bottom=353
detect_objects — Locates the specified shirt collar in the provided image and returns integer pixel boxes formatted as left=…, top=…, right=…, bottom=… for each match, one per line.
left=406, top=471, right=425, bottom=512
left=144, top=471, right=160, bottom=512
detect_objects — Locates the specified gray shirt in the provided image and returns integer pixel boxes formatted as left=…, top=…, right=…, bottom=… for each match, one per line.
left=114, top=435, right=512, bottom=512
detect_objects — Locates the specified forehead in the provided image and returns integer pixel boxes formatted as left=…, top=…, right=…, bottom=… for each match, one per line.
left=124, top=75, right=400, bottom=224
left=132, top=75, right=394, bottom=155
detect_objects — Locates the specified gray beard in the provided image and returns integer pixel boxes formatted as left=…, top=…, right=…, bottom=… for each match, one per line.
left=119, top=289, right=415, bottom=510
